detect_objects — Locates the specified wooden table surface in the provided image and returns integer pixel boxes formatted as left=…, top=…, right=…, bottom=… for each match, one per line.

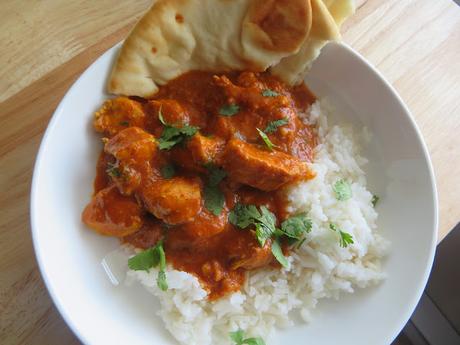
left=1, top=0, right=459, bottom=343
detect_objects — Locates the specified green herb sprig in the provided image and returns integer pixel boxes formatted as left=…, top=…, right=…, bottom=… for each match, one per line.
left=203, top=165, right=227, bottom=216
left=229, top=204, right=276, bottom=246
left=256, top=128, right=277, bottom=151
left=333, top=179, right=352, bottom=201
left=128, top=241, right=168, bottom=291
left=229, top=329, right=266, bottom=345
left=329, top=223, right=354, bottom=248
left=158, top=108, right=198, bottom=150
left=219, top=104, right=240, bottom=116
left=261, top=89, right=279, bottom=97
left=160, top=164, right=175, bottom=179
left=229, top=204, right=312, bottom=267
left=264, top=118, right=289, bottom=133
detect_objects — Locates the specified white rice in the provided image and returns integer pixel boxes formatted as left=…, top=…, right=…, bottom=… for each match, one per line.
left=115, top=99, right=389, bottom=345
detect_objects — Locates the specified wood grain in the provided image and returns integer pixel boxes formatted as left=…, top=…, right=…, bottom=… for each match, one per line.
left=0, top=0, right=459, bottom=344
left=0, top=0, right=152, bottom=102
left=342, top=0, right=460, bottom=240
left=0, top=25, right=133, bottom=345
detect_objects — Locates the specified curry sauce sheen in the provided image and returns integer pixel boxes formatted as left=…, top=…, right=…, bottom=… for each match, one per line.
left=82, top=71, right=317, bottom=299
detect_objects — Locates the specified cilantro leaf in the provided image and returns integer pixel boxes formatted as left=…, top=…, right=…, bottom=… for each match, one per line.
left=229, top=330, right=266, bottom=345
left=157, top=270, right=167, bottom=291
left=339, top=231, right=354, bottom=248
left=180, top=125, right=199, bottom=136
left=264, top=118, right=289, bottom=134
left=157, top=243, right=168, bottom=291
left=261, top=89, right=279, bottom=97
left=256, top=128, right=277, bottom=151
left=243, top=339, right=266, bottom=345
left=119, top=121, right=129, bottom=126
left=203, top=165, right=227, bottom=216
left=128, top=247, right=159, bottom=272
left=206, top=164, right=227, bottom=186
left=256, top=206, right=276, bottom=246
left=280, top=213, right=312, bottom=239
left=219, top=104, right=240, bottom=116
left=158, top=122, right=199, bottom=150
left=229, top=203, right=261, bottom=228
left=128, top=241, right=168, bottom=290
left=329, top=223, right=354, bottom=248
left=271, top=239, right=289, bottom=268
left=229, top=330, right=245, bottom=344
left=160, top=164, right=175, bottom=179
left=204, top=185, right=225, bottom=216
left=229, top=204, right=277, bottom=246
left=333, top=179, right=352, bottom=201
left=372, top=194, right=379, bottom=207
left=259, top=206, right=276, bottom=228
left=255, top=223, right=273, bottom=247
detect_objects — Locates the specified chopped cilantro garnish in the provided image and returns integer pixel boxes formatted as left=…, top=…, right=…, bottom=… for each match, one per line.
left=156, top=243, right=168, bottom=291
left=261, top=89, right=279, bottom=97
left=127, top=247, right=158, bottom=272
left=160, top=164, right=175, bottom=179
left=271, top=238, right=289, bottom=268
left=204, top=185, right=225, bottom=216
left=229, top=204, right=276, bottom=246
left=264, top=118, right=289, bottom=133
left=219, top=104, right=240, bottom=116
left=229, top=204, right=276, bottom=247
left=119, top=121, right=129, bottom=126
left=206, top=164, right=227, bottom=186
left=256, top=128, right=277, bottom=151
left=203, top=165, right=227, bottom=216
left=106, top=162, right=121, bottom=178
left=229, top=329, right=266, bottom=345
left=157, top=111, right=199, bottom=150
left=333, top=179, right=352, bottom=201
left=329, top=223, right=354, bottom=248
left=372, top=194, right=379, bottom=207
left=128, top=241, right=168, bottom=291
left=230, top=205, right=313, bottom=265
left=280, top=213, right=312, bottom=239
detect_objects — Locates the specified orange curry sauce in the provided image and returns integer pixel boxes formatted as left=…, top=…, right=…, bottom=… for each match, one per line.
left=82, top=71, right=317, bottom=299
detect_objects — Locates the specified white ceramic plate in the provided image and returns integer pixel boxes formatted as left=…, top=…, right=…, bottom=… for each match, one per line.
left=31, top=42, right=438, bottom=345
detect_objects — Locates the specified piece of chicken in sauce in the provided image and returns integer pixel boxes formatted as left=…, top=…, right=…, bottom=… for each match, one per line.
left=82, top=71, right=317, bottom=299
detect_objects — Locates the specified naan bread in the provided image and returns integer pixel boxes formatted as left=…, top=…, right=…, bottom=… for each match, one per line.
left=108, top=0, right=312, bottom=97
left=108, top=0, right=354, bottom=97
left=270, top=0, right=355, bottom=84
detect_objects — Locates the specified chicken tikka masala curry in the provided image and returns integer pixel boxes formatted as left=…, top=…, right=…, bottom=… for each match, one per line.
left=82, top=71, right=317, bottom=299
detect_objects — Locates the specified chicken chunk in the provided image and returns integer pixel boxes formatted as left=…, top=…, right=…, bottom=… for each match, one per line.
left=140, top=177, right=202, bottom=225
left=171, top=134, right=225, bottom=172
left=104, top=127, right=156, bottom=163
left=214, top=74, right=290, bottom=111
left=180, top=207, right=228, bottom=239
left=226, top=231, right=273, bottom=270
left=82, top=185, right=143, bottom=237
left=144, top=99, right=191, bottom=136
left=122, top=217, right=163, bottom=249
left=94, top=97, right=145, bottom=137
left=104, top=127, right=157, bottom=194
left=223, top=138, right=314, bottom=191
